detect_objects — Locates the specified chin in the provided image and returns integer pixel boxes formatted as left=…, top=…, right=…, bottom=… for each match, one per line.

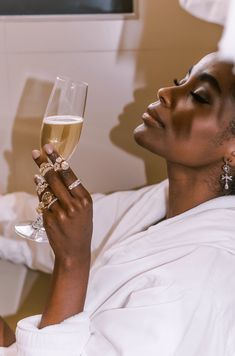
left=133, top=124, right=146, bottom=147
left=133, top=124, right=166, bottom=157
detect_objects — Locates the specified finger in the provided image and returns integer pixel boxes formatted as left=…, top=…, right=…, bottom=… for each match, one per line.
left=32, top=149, right=72, bottom=208
left=43, top=144, right=89, bottom=198
left=34, top=174, right=61, bottom=213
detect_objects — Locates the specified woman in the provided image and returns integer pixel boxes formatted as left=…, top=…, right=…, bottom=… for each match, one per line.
left=1, top=52, right=235, bottom=355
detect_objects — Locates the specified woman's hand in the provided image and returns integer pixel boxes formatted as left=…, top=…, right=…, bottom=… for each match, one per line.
left=32, top=144, right=93, bottom=269
left=32, top=144, right=93, bottom=327
left=0, top=317, right=15, bottom=347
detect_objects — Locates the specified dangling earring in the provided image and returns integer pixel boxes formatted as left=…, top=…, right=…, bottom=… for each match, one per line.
left=221, top=159, right=233, bottom=191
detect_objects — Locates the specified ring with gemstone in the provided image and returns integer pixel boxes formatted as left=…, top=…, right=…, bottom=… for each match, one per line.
left=54, top=156, right=70, bottom=172
left=41, top=191, right=55, bottom=206
left=36, top=181, right=49, bottom=195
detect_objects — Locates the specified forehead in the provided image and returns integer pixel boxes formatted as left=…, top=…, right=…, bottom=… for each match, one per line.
left=192, top=53, right=235, bottom=93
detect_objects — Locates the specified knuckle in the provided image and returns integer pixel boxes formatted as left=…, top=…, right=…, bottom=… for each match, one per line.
left=56, top=210, right=67, bottom=223
left=80, top=195, right=92, bottom=209
left=67, top=203, right=76, bottom=217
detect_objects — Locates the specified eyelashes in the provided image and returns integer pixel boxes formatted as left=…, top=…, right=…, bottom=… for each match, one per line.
left=174, top=78, right=180, bottom=86
left=173, top=79, right=210, bottom=105
left=190, top=91, right=210, bottom=104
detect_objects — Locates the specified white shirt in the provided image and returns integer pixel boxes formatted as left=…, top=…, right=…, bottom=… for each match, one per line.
left=179, top=0, right=235, bottom=65
left=0, top=180, right=235, bottom=355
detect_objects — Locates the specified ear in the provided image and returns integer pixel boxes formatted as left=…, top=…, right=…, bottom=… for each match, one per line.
left=224, top=150, right=235, bottom=168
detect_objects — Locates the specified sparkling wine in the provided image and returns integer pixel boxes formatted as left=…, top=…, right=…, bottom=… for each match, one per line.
left=40, top=115, right=83, bottom=159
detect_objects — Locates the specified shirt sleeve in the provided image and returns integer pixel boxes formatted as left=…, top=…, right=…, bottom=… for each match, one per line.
left=12, top=279, right=229, bottom=356
left=0, top=343, right=17, bottom=356
left=15, top=313, right=90, bottom=356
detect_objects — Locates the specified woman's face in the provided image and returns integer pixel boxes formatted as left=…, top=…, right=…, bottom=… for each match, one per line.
left=134, top=53, right=235, bottom=168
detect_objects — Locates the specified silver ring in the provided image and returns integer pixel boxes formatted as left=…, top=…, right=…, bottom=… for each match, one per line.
left=47, top=197, right=58, bottom=210
left=68, top=179, right=81, bottom=191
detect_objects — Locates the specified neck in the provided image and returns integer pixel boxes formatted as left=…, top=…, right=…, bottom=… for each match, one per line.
left=166, top=162, right=222, bottom=219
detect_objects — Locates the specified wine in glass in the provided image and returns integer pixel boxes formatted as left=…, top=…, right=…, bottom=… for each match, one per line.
left=15, top=76, right=88, bottom=242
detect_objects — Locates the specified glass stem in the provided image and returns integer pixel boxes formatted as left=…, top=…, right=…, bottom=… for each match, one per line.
left=32, top=215, right=44, bottom=230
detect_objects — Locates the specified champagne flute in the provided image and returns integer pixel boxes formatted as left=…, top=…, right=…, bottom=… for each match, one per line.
left=15, top=76, right=88, bottom=242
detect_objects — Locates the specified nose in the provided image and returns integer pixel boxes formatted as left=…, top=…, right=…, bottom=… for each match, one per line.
left=157, top=87, right=174, bottom=109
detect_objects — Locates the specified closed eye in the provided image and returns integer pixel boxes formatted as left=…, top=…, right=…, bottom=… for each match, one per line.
left=174, top=79, right=211, bottom=105
left=190, top=91, right=210, bottom=105
left=174, top=79, right=210, bottom=105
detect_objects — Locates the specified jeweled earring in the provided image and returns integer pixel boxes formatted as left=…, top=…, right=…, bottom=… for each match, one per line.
left=221, top=160, right=233, bottom=191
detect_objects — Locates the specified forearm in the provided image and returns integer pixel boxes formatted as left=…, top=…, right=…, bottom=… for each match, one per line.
left=32, top=145, right=93, bottom=329
left=39, top=256, right=90, bottom=329
left=0, top=317, right=15, bottom=347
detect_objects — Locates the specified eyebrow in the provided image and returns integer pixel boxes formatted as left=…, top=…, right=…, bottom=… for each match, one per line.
left=198, top=72, right=222, bottom=95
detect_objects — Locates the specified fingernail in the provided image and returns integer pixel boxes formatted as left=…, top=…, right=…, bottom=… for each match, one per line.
left=32, top=150, right=40, bottom=159
left=44, top=144, right=53, bottom=154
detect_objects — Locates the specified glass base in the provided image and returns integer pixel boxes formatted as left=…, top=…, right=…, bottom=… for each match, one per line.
left=15, top=220, right=48, bottom=243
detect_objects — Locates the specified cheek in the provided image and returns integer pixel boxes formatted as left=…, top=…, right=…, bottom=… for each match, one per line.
left=171, top=109, right=214, bottom=139
left=170, top=107, right=220, bottom=144
left=166, top=118, right=223, bottom=165
left=171, top=114, right=194, bottom=139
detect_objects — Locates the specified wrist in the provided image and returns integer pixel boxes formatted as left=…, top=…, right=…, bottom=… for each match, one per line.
left=40, top=255, right=90, bottom=329
left=54, top=253, right=91, bottom=273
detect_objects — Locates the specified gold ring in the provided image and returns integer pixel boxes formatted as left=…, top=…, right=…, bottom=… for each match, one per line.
left=47, top=197, right=58, bottom=210
left=36, top=201, right=45, bottom=214
left=54, top=157, right=70, bottom=172
left=41, top=191, right=55, bottom=206
left=36, top=191, right=57, bottom=213
left=39, top=162, right=54, bottom=177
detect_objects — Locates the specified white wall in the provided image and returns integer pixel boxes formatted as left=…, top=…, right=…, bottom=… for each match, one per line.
left=0, top=0, right=222, bottom=194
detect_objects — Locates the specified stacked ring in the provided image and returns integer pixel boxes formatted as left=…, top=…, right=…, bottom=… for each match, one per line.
left=36, top=191, right=58, bottom=213
left=36, top=201, right=45, bottom=214
left=39, top=162, right=54, bottom=177
left=35, top=174, right=46, bottom=184
left=41, top=191, right=56, bottom=205
left=35, top=175, right=49, bottom=195
left=54, top=157, right=70, bottom=172
left=47, top=197, right=58, bottom=209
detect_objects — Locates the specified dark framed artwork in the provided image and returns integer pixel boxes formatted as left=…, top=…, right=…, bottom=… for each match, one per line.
left=0, top=0, right=134, bottom=16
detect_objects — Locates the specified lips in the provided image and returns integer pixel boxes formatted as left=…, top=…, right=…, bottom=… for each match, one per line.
left=143, top=107, right=165, bottom=128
